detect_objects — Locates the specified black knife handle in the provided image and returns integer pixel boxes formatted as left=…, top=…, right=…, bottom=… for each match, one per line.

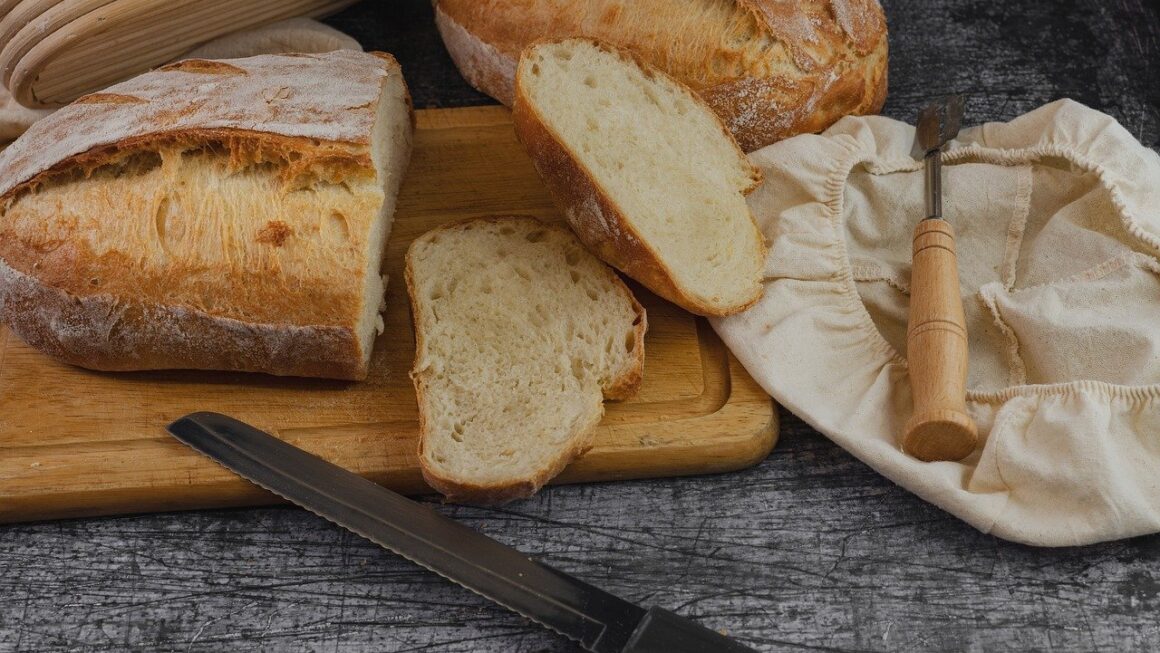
left=621, top=607, right=756, bottom=652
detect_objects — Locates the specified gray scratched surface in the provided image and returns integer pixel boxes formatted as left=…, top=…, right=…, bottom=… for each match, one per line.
left=2, top=0, right=1160, bottom=651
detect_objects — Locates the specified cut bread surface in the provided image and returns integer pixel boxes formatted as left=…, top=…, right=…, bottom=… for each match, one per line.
left=0, top=50, right=413, bottom=379
left=407, top=216, right=646, bottom=503
left=514, top=38, right=766, bottom=316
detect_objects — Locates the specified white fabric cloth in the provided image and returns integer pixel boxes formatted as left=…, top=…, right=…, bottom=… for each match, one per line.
left=714, top=99, right=1160, bottom=546
left=0, top=18, right=360, bottom=149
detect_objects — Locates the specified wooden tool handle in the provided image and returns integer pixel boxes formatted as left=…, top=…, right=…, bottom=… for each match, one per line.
left=902, top=219, right=978, bottom=462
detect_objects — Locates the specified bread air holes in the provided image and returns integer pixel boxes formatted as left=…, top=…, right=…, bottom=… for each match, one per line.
left=153, top=196, right=170, bottom=241
left=625, top=328, right=637, bottom=353
left=325, top=210, right=351, bottom=240
left=584, top=75, right=598, bottom=88
left=564, top=248, right=581, bottom=266
left=450, top=421, right=466, bottom=443
left=499, top=225, right=515, bottom=236
left=525, top=230, right=547, bottom=243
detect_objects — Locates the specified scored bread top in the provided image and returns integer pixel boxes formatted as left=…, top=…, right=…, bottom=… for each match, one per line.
left=435, top=0, right=888, bottom=151
left=0, top=50, right=400, bottom=202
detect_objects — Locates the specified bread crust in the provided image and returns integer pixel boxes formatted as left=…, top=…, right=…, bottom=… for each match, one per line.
left=405, top=216, right=646, bottom=504
left=0, top=50, right=413, bottom=379
left=0, top=258, right=363, bottom=379
left=435, top=0, right=888, bottom=151
left=512, top=38, right=765, bottom=317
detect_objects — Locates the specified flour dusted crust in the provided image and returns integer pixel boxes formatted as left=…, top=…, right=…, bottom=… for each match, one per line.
left=0, top=50, right=414, bottom=379
left=0, top=51, right=397, bottom=199
left=433, top=6, right=518, bottom=107
left=435, top=0, right=888, bottom=151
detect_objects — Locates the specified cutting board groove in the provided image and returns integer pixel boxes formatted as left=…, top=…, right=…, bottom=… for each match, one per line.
left=0, top=106, right=777, bottom=523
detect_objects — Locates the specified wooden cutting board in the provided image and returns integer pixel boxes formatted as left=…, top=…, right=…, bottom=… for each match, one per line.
left=0, top=106, right=778, bottom=523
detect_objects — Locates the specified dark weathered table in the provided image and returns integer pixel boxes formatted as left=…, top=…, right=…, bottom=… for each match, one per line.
left=3, top=1, right=1159, bottom=651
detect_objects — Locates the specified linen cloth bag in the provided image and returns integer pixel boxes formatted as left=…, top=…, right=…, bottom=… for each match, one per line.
left=714, top=99, right=1160, bottom=546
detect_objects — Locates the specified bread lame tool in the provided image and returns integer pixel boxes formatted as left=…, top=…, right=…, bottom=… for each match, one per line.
left=167, top=412, right=755, bottom=653
left=901, top=95, right=979, bottom=462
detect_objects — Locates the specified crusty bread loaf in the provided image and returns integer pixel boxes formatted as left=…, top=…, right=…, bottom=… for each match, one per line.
left=0, top=50, right=413, bottom=379
left=406, top=216, right=646, bottom=503
left=513, top=38, right=766, bottom=317
left=435, top=0, right=888, bottom=151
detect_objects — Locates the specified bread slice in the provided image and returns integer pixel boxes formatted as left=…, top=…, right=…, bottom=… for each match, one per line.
left=512, top=38, right=766, bottom=317
left=406, top=216, right=646, bottom=503
left=0, top=50, right=413, bottom=379
left=435, top=0, right=889, bottom=151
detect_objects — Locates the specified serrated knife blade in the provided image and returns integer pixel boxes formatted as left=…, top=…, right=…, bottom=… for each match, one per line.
left=166, top=412, right=755, bottom=653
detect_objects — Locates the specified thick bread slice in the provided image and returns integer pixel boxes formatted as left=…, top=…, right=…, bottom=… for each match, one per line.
left=436, top=0, right=888, bottom=151
left=513, top=38, right=766, bottom=317
left=0, top=50, right=413, bottom=379
left=406, top=216, right=646, bottom=503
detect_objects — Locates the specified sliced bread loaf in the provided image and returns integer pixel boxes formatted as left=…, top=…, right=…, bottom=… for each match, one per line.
left=0, top=50, right=413, bottom=379
left=512, top=38, right=766, bottom=317
left=436, top=0, right=889, bottom=152
left=406, top=216, right=646, bottom=503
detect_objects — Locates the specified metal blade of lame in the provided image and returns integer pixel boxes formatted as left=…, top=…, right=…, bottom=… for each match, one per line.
left=917, top=95, right=965, bottom=219
left=917, top=94, right=965, bottom=154
left=167, top=412, right=646, bottom=653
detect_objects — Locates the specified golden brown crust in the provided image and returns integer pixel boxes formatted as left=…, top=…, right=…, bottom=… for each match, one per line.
left=435, top=0, right=889, bottom=151
left=0, top=50, right=410, bottom=379
left=0, top=258, right=365, bottom=379
left=512, top=38, right=765, bottom=317
left=404, top=215, right=646, bottom=504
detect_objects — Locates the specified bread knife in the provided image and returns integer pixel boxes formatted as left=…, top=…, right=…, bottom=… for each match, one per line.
left=167, top=412, right=756, bottom=653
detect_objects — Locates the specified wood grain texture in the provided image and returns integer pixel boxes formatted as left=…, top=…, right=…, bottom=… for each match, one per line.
left=0, top=106, right=776, bottom=523
left=902, top=219, right=978, bottom=461
left=2, top=0, right=1160, bottom=651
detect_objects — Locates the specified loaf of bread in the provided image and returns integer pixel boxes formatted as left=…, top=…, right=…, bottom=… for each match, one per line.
left=406, top=216, right=646, bottom=503
left=435, top=0, right=888, bottom=151
left=513, top=38, right=766, bottom=317
left=0, top=50, right=413, bottom=379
